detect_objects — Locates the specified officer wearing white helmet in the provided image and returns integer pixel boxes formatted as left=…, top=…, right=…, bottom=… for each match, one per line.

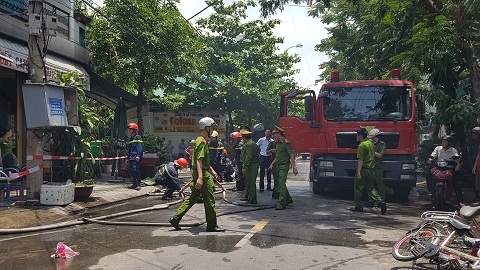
left=367, top=128, right=387, bottom=214
left=169, top=117, right=225, bottom=232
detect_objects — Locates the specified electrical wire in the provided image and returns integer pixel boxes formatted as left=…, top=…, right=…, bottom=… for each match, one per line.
left=187, top=0, right=220, bottom=21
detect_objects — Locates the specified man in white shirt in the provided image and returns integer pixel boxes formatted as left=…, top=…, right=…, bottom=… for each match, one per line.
left=257, top=129, right=273, bottom=191
left=426, top=136, right=463, bottom=205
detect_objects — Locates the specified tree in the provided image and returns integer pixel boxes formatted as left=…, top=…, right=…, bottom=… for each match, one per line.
left=260, top=0, right=480, bottom=164
left=87, top=0, right=206, bottom=133
left=172, top=0, right=300, bottom=130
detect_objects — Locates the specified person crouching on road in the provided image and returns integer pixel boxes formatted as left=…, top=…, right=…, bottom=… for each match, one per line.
left=367, top=128, right=387, bottom=214
left=127, top=122, right=143, bottom=190
left=350, top=128, right=377, bottom=212
left=240, top=129, right=260, bottom=204
left=169, top=117, right=225, bottom=232
left=269, top=126, right=297, bottom=210
left=154, top=158, right=189, bottom=200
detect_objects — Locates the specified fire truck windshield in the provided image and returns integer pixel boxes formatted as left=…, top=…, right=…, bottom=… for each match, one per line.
left=323, top=86, right=412, bottom=121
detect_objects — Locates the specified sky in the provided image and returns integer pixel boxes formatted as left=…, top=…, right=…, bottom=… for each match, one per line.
left=92, top=0, right=330, bottom=91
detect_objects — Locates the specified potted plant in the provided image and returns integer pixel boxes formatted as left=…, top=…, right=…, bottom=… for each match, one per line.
left=141, top=133, right=169, bottom=166
left=70, top=136, right=97, bottom=201
left=101, top=137, right=115, bottom=174
left=139, top=134, right=169, bottom=177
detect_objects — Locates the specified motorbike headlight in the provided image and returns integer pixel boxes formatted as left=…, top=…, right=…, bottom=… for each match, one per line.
left=436, top=160, right=448, bottom=167
left=402, top=164, right=416, bottom=170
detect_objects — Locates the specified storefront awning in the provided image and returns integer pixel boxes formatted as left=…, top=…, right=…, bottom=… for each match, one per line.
left=0, top=36, right=137, bottom=109
left=0, top=36, right=89, bottom=87
left=81, top=64, right=137, bottom=109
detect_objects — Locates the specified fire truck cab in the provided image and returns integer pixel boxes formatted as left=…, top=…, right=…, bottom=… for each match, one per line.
left=280, top=70, right=423, bottom=199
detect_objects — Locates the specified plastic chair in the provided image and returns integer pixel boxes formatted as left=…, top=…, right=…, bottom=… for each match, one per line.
left=1, top=153, right=24, bottom=198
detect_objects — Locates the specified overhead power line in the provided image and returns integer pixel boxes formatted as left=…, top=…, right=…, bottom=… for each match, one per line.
left=187, top=0, right=221, bottom=21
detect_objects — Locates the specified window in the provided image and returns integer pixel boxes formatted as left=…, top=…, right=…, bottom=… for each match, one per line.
left=79, top=27, right=85, bottom=47
left=323, top=86, right=412, bottom=121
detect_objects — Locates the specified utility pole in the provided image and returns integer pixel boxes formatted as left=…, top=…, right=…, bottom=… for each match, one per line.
left=26, top=0, right=45, bottom=199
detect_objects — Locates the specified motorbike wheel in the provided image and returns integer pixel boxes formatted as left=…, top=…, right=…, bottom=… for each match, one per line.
left=392, top=226, right=441, bottom=261
left=434, top=185, right=446, bottom=211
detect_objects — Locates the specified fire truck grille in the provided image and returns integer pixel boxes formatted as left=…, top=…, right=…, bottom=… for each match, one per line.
left=336, top=132, right=400, bottom=149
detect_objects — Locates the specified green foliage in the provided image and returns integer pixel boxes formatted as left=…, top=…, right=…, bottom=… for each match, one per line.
left=141, top=133, right=169, bottom=164
left=87, top=0, right=206, bottom=132
left=176, top=0, right=299, bottom=129
left=75, top=178, right=95, bottom=186
left=48, top=72, right=105, bottom=182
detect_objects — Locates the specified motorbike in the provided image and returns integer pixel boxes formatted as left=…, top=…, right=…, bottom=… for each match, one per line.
left=392, top=206, right=480, bottom=269
left=431, top=159, right=457, bottom=211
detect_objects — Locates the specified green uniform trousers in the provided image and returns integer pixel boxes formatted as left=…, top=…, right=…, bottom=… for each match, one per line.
left=272, top=165, right=279, bottom=198
left=371, top=169, right=386, bottom=202
left=277, top=164, right=293, bottom=206
left=354, top=168, right=381, bottom=208
left=173, top=170, right=217, bottom=229
left=244, top=163, right=259, bottom=204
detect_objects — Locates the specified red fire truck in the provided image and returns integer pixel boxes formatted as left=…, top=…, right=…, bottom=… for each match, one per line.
left=280, top=70, right=423, bottom=199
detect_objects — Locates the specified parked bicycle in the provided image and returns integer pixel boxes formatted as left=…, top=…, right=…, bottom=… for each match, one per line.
left=392, top=206, right=480, bottom=269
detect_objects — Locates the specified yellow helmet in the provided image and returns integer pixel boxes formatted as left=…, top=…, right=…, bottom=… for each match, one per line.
left=210, top=130, right=219, bottom=137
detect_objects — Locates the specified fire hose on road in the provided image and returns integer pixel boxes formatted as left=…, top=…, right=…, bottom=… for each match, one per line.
left=0, top=182, right=276, bottom=235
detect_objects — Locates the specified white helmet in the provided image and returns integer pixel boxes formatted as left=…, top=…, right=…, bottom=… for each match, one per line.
left=198, top=117, right=217, bottom=129
left=368, top=128, right=382, bottom=138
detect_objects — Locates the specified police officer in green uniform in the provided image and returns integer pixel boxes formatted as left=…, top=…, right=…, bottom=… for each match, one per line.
left=169, top=117, right=225, bottom=232
left=368, top=128, right=387, bottom=214
left=240, top=129, right=260, bottom=204
left=350, top=128, right=380, bottom=212
left=270, top=126, right=298, bottom=210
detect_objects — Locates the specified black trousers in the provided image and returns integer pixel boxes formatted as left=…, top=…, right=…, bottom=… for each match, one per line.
left=235, top=161, right=244, bottom=189
left=259, top=155, right=272, bottom=190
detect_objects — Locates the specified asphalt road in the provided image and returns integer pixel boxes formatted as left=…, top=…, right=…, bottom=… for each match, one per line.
left=0, top=159, right=453, bottom=270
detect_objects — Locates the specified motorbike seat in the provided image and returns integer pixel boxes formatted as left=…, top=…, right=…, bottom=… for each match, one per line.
left=460, top=205, right=480, bottom=219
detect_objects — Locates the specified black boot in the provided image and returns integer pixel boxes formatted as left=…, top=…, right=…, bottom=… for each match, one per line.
left=162, top=187, right=175, bottom=200
left=169, top=217, right=181, bottom=230
left=206, top=226, right=225, bottom=232
left=128, top=179, right=136, bottom=189
left=134, top=178, right=141, bottom=190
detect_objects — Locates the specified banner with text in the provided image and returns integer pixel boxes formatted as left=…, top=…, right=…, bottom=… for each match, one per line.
left=153, top=112, right=226, bottom=133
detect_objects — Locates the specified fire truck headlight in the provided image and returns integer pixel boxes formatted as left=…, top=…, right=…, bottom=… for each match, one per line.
left=319, top=161, right=334, bottom=167
left=402, top=164, right=416, bottom=170
left=400, top=174, right=416, bottom=179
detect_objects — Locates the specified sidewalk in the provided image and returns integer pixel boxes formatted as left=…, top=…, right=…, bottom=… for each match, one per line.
left=0, top=169, right=193, bottom=230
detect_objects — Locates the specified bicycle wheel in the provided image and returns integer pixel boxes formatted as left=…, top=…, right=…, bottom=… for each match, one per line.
left=392, top=226, right=441, bottom=261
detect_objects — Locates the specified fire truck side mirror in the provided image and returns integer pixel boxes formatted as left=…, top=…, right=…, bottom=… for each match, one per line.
left=305, top=95, right=313, bottom=121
